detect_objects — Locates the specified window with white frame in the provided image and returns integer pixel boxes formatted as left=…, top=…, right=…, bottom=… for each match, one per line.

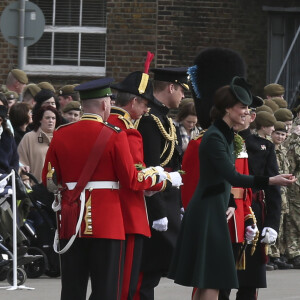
left=25, top=0, right=107, bottom=76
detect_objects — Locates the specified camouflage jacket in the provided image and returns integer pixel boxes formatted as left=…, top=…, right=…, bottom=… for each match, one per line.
left=275, top=144, right=290, bottom=213
left=286, top=132, right=300, bottom=205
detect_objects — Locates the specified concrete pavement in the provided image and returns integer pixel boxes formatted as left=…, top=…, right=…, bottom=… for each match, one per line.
left=0, top=269, right=299, bottom=299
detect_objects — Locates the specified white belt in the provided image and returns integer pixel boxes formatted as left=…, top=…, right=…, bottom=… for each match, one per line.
left=53, top=180, right=119, bottom=255
left=66, top=181, right=119, bottom=190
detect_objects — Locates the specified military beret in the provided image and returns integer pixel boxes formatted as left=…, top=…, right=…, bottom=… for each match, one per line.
left=62, top=101, right=82, bottom=113
left=264, top=83, right=285, bottom=97
left=264, top=99, right=279, bottom=112
left=23, top=83, right=41, bottom=97
left=256, top=104, right=274, bottom=114
left=5, top=91, right=18, bottom=100
left=74, top=78, right=113, bottom=100
left=230, top=76, right=252, bottom=106
left=274, top=108, right=293, bottom=122
left=0, top=105, right=8, bottom=119
left=11, top=69, right=28, bottom=84
left=151, top=67, right=189, bottom=91
left=58, top=85, right=76, bottom=96
left=271, top=97, right=288, bottom=108
left=111, top=71, right=154, bottom=102
left=37, top=82, right=55, bottom=92
left=34, top=89, right=55, bottom=103
left=274, top=121, right=288, bottom=132
left=255, top=111, right=277, bottom=127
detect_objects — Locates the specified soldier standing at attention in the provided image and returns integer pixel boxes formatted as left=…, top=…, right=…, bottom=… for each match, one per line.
left=268, top=121, right=293, bottom=269
left=284, top=120, right=300, bottom=268
left=236, top=110, right=282, bottom=299
left=134, top=67, right=189, bottom=300
left=109, top=57, right=182, bottom=300
left=42, top=78, right=167, bottom=300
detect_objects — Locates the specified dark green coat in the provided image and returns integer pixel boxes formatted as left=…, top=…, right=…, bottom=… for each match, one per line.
left=168, top=119, right=267, bottom=289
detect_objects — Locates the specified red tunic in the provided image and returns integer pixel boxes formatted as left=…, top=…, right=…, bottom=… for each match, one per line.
left=181, top=138, right=202, bottom=209
left=108, top=107, right=151, bottom=237
left=228, top=155, right=253, bottom=243
left=181, top=135, right=253, bottom=243
left=42, top=114, right=157, bottom=240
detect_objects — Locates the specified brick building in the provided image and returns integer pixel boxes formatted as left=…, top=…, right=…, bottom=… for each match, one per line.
left=1, top=0, right=300, bottom=103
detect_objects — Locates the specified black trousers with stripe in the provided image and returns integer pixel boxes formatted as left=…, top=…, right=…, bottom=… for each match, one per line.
left=121, top=234, right=143, bottom=300
left=60, top=238, right=125, bottom=300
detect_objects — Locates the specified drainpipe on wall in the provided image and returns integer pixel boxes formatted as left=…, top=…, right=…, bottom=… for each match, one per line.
left=18, top=0, right=25, bottom=102
left=18, top=0, right=25, bottom=71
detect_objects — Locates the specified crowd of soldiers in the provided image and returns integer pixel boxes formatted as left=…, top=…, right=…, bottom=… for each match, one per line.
left=0, top=47, right=299, bottom=300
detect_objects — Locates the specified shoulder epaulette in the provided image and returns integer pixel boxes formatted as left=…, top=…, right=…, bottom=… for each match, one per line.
left=118, top=116, right=134, bottom=129
left=104, top=121, right=122, bottom=133
left=56, top=122, right=75, bottom=131
left=193, top=129, right=206, bottom=140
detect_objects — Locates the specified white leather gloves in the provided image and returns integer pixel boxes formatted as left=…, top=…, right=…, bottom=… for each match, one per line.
left=169, top=172, right=183, bottom=187
left=140, top=166, right=167, bottom=185
left=260, top=227, right=277, bottom=244
left=155, top=166, right=167, bottom=183
left=245, top=224, right=259, bottom=243
left=152, top=217, right=168, bottom=231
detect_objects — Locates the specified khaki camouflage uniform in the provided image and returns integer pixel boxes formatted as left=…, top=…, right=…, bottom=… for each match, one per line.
left=269, top=143, right=290, bottom=257
left=285, top=132, right=300, bottom=259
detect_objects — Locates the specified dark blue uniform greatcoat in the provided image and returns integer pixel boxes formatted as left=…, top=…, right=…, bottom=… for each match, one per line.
left=168, top=120, right=268, bottom=289
left=237, top=129, right=281, bottom=288
left=137, top=99, right=182, bottom=273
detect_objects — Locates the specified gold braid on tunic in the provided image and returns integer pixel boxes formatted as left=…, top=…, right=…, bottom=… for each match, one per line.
left=150, top=114, right=177, bottom=167
left=249, top=207, right=259, bottom=256
left=236, top=207, right=259, bottom=270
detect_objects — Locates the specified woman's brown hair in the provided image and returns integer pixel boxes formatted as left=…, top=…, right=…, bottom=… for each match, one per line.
left=9, top=102, right=32, bottom=128
left=32, top=105, right=61, bottom=132
left=210, top=85, right=239, bottom=121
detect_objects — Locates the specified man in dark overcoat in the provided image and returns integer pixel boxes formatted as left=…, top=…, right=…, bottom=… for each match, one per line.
left=236, top=110, right=282, bottom=300
left=134, top=67, right=188, bottom=300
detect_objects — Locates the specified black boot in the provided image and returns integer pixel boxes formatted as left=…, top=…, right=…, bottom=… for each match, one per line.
left=270, top=257, right=293, bottom=270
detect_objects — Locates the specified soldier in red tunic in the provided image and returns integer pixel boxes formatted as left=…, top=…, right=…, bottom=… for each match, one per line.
left=109, top=57, right=182, bottom=300
left=42, top=78, right=168, bottom=300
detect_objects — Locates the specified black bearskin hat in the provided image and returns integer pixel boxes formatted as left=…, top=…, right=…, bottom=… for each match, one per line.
left=188, top=47, right=246, bottom=129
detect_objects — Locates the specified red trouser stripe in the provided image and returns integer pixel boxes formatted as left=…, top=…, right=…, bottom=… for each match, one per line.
left=121, top=235, right=135, bottom=300
left=133, top=272, right=144, bottom=300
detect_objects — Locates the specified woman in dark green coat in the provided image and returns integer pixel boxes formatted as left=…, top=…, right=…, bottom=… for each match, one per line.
left=168, top=77, right=296, bottom=300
